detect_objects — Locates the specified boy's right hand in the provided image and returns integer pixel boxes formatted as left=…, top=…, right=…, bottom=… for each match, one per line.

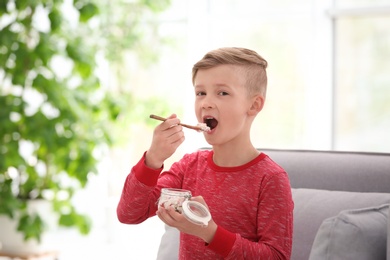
left=145, top=114, right=185, bottom=169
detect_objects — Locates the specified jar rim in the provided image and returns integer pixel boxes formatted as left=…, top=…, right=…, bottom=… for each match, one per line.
left=161, top=188, right=192, bottom=197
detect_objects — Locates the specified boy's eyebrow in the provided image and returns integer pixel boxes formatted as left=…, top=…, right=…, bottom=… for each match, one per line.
left=195, top=83, right=230, bottom=88
left=215, top=83, right=230, bottom=87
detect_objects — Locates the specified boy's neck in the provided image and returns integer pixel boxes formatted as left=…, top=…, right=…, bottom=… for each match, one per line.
left=212, top=144, right=260, bottom=167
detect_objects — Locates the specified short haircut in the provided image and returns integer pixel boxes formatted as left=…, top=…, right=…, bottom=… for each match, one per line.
left=192, top=47, right=268, bottom=97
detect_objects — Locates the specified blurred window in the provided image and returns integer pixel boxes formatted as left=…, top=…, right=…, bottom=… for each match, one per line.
left=331, top=7, right=390, bottom=152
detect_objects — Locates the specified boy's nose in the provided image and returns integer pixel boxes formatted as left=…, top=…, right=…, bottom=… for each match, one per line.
left=201, top=100, right=214, bottom=109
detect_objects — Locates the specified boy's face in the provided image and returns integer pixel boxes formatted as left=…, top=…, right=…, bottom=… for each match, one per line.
left=193, top=64, right=259, bottom=145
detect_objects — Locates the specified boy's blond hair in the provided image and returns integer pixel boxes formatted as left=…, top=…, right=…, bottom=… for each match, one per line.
left=192, top=47, right=268, bottom=97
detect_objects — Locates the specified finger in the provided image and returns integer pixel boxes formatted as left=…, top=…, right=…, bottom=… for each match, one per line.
left=157, top=207, right=174, bottom=224
left=163, top=117, right=181, bottom=129
left=167, top=113, right=178, bottom=119
left=157, top=206, right=183, bottom=225
left=164, top=127, right=185, bottom=144
left=165, top=125, right=183, bottom=135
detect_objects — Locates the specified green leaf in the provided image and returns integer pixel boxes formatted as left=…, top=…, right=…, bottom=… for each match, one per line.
left=0, top=27, right=18, bottom=57
left=78, top=3, right=99, bottom=23
left=17, top=213, right=45, bottom=242
left=15, top=0, right=30, bottom=10
left=35, top=33, right=56, bottom=66
left=0, top=180, right=23, bottom=217
left=48, top=8, right=62, bottom=32
left=0, top=1, right=8, bottom=15
left=59, top=210, right=91, bottom=234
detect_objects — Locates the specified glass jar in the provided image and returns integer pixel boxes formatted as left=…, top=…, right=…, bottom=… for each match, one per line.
left=158, top=188, right=211, bottom=227
left=158, top=188, right=192, bottom=213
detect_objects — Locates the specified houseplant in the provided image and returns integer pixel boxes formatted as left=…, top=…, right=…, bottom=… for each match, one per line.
left=0, top=0, right=116, bottom=247
left=0, top=0, right=172, bottom=252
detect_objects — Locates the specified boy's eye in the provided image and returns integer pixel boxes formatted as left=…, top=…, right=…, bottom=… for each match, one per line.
left=196, top=91, right=206, bottom=96
left=218, top=91, right=229, bottom=96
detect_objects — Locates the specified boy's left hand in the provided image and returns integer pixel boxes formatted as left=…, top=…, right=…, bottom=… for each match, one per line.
left=157, top=196, right=218, bottom=244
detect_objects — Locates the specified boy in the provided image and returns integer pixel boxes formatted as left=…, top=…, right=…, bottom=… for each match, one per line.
left=117, top=47, right=293, bottom=259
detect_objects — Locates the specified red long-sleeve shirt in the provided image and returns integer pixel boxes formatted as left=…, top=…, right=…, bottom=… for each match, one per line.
left=117, top=150, right=293, bottom=259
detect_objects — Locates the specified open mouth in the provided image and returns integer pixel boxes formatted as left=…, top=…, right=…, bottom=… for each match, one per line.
left=204, top=117, right=218, bottom=130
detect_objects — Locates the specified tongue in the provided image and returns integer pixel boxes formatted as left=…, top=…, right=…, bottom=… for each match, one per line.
left=206, top=119, right=218, bottom=129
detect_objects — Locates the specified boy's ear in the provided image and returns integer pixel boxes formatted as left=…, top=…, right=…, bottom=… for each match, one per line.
left=248, top=95, right=265, bottom=116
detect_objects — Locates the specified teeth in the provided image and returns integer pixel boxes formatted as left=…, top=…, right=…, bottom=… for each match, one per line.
left=203, top=116, right=217, bottom=130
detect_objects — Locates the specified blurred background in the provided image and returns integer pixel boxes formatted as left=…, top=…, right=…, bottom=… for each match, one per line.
left=0, top=0, right=389, bottom=259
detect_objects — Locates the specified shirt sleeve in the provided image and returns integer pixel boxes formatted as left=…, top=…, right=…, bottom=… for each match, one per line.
left=116, top=152, right=163, bottom=224
left=206, top=225, right=236, bottom=257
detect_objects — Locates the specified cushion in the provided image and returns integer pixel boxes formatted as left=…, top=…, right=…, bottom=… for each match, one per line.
left=156, top=224, right=179, bottom=260
left=308, top=204, right=389, bottom=260
left=388, top=206, right=390, bottom=260
left=292, top=188, right=390, bottom=260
